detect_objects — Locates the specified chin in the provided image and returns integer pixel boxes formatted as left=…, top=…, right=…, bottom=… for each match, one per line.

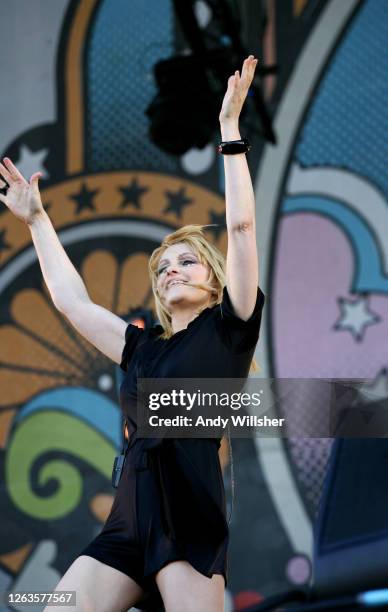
left=166, top=293, right=189, bottom=306
left=166, top=287, right=203, bottom=305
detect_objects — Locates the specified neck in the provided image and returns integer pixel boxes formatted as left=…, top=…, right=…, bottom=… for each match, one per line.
left=169, top=298, right=211, bottom=334
left=170, top=307, right=201, bottom=334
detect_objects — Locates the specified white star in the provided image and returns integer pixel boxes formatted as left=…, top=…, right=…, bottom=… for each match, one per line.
left=334, top=295, right=380, bottom=341
left=358, top=367, right=388, bottom=404
left=15, top=144, right=49, bottom=181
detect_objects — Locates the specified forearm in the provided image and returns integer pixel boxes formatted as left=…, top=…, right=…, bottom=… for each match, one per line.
left=220, top=120, right=256, bottom=231
left=28, top=210, right=90, bottom=310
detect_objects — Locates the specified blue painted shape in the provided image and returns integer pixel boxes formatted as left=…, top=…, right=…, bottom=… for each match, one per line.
left=296, top=0, right=388, bottom=197
left=283, top=195, right=388, bottom=295
left=87, top=0, right=177, bottom=172
left=16, top=388, right=121, bottom=448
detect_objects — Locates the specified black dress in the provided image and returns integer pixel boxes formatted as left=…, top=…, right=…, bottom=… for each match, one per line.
left=81, top=286, right=265, bottom=610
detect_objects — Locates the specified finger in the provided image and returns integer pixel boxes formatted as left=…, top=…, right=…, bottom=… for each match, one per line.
left=0, top=161, right=13, bottom=184
left=241, top=57, right=253, bottom=82
left=247, top=56, right=257, bottom=71
left=3, top=157, right=26, bottom=183
left=241, top=61, right=257, bottom=89
left=0, top=179, right=7, bottom=189
left=243, top=55, right=256, bottom=70
left=30, top=171, right=42, bottom=182
left=30, top=172, right=42, bottom=189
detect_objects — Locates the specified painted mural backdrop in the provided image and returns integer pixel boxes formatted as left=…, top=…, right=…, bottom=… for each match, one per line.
left=0, top=0, right=386, bottom=610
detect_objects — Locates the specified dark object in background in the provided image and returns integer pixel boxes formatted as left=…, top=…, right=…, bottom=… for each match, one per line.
left=146, top=51, right=224, bottom=155
left=314, top=438, right=388, bottom=598
left=0, top=180, right=9, bottom=196
left=246, top=438, right=388, bottom=610
left=146, top=0, right=276, bottom=154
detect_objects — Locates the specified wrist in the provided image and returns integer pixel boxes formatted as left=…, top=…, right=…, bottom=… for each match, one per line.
left=27, top=208, right=48, bottom=228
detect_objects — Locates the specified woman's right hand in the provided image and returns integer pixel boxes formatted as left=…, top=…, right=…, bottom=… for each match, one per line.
left=0, top=157, right=44, bottom=225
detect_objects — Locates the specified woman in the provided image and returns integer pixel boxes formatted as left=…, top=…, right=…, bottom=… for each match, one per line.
left=0, top=55, right=264, bottom=611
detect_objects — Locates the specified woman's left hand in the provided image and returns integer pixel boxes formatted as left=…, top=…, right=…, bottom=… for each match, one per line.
left=219, top=55, right=258, bottom=124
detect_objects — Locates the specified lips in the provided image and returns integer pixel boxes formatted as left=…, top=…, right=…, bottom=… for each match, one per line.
left=166, top=280, right=187, bottom=289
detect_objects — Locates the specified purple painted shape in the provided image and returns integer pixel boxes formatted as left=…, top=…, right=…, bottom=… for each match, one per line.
left=273, top=213, right=388, bottom=378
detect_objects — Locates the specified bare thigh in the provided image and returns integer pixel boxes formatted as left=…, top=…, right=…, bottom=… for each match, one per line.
left=155, top=560, right=225, bottom=612
left=43, top=556, right=146, bottom=612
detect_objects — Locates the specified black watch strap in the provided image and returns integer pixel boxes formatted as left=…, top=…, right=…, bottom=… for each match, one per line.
left=217, top=138, right=251, bottom=155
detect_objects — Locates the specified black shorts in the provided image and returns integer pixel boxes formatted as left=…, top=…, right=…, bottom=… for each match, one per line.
left=80, top=439, right=228, bottom=611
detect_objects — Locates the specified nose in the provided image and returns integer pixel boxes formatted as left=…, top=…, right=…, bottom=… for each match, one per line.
left=164, top=266, right=182, bottom=288
left=166, top=264, right=179, bottom=276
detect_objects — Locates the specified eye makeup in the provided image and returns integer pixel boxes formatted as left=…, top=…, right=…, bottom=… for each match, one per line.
left=157, top=252, right=198, bottom=276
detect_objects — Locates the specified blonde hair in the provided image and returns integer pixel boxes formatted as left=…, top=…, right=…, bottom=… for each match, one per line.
left=148, top=224, right=259, bottom=372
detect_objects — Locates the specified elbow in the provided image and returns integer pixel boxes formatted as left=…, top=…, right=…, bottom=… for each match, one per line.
left=53, top=294, right=89, bottom=314
left=229, top=219, right=255, bottom=234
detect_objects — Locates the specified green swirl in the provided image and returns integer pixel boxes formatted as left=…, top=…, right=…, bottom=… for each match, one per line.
left=6, top=411, right=115, bottom=520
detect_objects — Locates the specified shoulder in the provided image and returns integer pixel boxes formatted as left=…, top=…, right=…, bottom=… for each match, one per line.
left=120, top=322, right=166, bottom=372
left=218, top=285, right=265, bottom=326
left=212, top=285, right=266, bottom=352
left=119, top=324, right=143, bottom=372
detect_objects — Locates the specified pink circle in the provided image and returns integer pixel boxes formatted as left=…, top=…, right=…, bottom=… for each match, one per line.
left=286, top=555, right=311, bottom=585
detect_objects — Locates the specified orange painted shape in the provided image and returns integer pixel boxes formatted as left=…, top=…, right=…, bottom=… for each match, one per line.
left=219, top=436, right=230, bottom=471
left=0, top=369, right=70, bottom=407
left=294, top=0, right=309, bottom=17
left=90, top=494, right=114, bottom=523
left=66, top=0, right=98, bottom=174
left=0, top=409, right=16, bottom=448
left=0, top=173, right=226, bottom=267
left=0, top=543, right=33, bottom=573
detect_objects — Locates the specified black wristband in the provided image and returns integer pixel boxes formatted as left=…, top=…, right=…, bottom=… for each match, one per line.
left=217, top=138, right=251, bottom=155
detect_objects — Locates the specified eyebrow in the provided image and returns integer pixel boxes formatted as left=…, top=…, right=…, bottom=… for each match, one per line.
left=158, top=252, right=197, bottom=266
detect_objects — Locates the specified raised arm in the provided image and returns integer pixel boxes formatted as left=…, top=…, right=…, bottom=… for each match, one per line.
left=219, top=55, right=259, bottom=320
left=0, top=158, right=127, bottom=364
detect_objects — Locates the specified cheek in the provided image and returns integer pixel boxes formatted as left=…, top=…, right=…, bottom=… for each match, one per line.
left=200, top=266, right=210, bottom=281
left=191, top=263, right=206, bottom=276
left=156, top=278, right=164, bottom=295
left=191, top=268, right=205, bottom=281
